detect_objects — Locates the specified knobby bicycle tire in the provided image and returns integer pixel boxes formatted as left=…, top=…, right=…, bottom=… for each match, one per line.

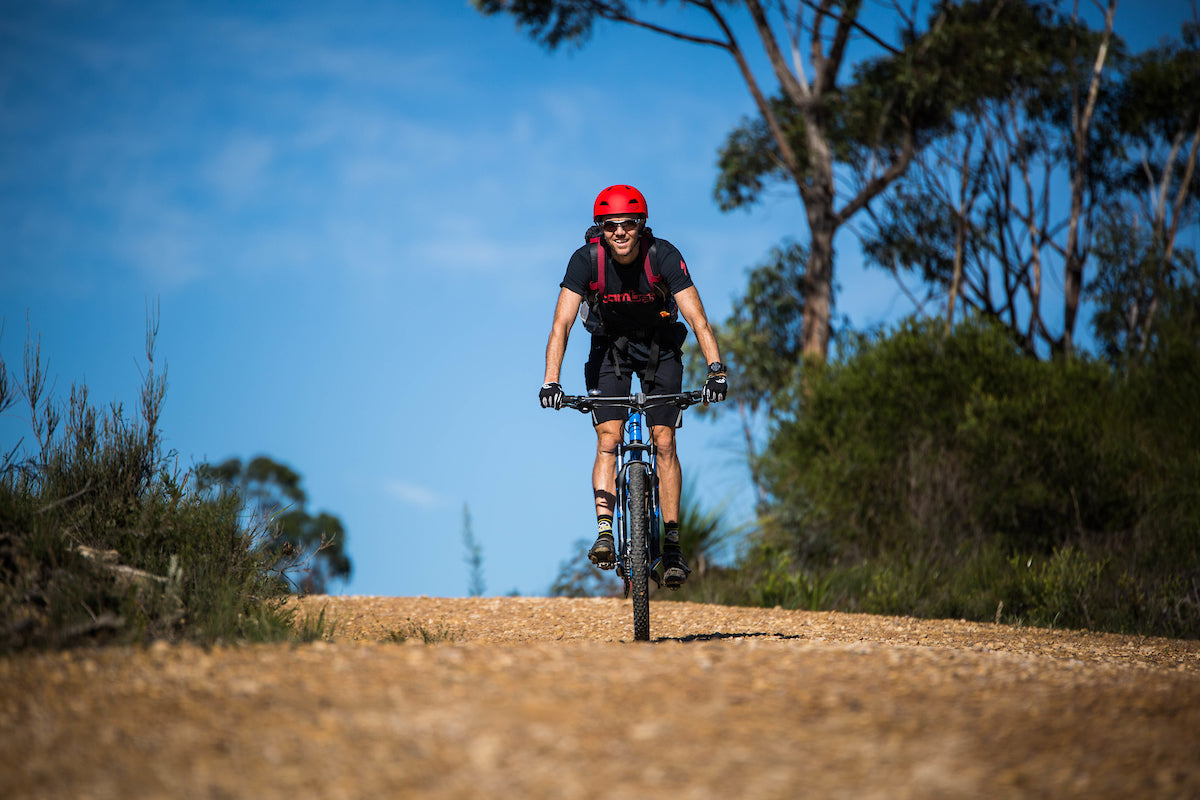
left=627, top=463, right=652, bottom=642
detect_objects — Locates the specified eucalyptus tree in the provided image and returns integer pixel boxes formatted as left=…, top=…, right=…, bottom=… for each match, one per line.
left=196, top=456, right=352, bottom=594
left=473, top=0, right=1024, bottom=363
left=861, top=0, right=1122, bottom=357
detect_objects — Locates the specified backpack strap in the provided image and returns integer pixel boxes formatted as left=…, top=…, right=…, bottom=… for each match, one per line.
left=588, top=236, right=605, bottom=296
left=642, top=239, right=661, bottom=293
left=609, top=332, right=665, bottom=386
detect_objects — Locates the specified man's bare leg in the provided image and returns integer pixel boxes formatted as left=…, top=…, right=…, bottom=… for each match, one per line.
left=588, top=419, right=623, bottom=567
left=652, top=423, right=690, bottom=587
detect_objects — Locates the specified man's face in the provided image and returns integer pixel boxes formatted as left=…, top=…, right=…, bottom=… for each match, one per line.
left=598, top=215, right=643, bottom=264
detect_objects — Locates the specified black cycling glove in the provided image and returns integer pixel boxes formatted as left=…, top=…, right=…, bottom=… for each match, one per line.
left=539, top=382, right=564, bottom=409
left=703, top=366, right=728, bottom=404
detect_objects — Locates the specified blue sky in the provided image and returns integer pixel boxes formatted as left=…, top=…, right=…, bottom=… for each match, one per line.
left=1, top=0, right=1190, bottom=598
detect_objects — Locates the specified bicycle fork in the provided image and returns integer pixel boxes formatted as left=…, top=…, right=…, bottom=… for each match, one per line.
left=614, top=419, right=664, bottom=595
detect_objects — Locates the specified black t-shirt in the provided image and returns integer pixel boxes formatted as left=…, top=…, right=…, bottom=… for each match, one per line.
left=560, top=234, right=695, bottom=336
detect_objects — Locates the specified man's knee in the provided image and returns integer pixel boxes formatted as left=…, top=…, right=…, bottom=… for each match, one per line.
left=651, top=426, right=677, bottom=459
left=595, top=422, right=622, bottom=457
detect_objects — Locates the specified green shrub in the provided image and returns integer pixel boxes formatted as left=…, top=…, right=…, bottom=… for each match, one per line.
left=739, top=315, right=1200, bottom=638
left=0, top=320, right=303, bottom=651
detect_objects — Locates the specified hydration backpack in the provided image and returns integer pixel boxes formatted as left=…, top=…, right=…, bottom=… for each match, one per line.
left=579, top=225, right=676, bottom=336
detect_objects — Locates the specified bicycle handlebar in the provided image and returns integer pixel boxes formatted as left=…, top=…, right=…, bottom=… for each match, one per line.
left=560, top=390, right=705, bottom=414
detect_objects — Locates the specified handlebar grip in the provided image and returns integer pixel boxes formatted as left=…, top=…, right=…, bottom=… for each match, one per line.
left=560, top=396, right=593, bottom=413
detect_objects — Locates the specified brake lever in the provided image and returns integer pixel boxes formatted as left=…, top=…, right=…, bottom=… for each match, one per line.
left=561, top=397, right=593, bottom=413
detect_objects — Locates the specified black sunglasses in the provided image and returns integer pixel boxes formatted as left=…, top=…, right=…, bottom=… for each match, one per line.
left=600, top=218, right=641, bottom=233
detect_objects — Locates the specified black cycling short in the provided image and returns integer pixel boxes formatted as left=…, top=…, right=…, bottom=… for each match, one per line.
left=584, top=330, right=686, bottom=428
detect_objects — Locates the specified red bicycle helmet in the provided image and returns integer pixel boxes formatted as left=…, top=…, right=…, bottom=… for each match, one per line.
left=593, top=185, right=648, bottom=220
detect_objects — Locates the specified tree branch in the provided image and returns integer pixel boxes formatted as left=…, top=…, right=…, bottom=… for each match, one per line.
left=1165, top=113, right=1200, bottom=267
left=744, top=0, right=811, bottom=106
left=837, top=131, right=916, bottom=225
left=793, top=0, right=904, bottom=56
left=822, top=0, right=856, bottom=94
left=604, top=2, right=729, bottom=48
left=700, top=0, right=805, bottom=178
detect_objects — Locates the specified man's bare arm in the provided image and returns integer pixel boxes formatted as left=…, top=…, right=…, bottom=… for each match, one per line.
left=544, top=287, right=582, bottom=384
left=674, top=286, right=722, bottom=366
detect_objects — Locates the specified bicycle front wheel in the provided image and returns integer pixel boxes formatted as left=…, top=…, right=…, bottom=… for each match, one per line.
left=626, top=463, right=652, bottom=642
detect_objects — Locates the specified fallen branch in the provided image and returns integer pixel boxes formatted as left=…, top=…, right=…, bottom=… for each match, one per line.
left=76, top=545, right=169, bottom=587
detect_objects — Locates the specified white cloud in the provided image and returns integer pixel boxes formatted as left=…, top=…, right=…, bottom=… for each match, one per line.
left=384, top=479, right=445, bottom=510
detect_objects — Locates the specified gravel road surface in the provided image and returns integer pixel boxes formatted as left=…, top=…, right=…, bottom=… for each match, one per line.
left=3, top=596, right=1198, bottom=799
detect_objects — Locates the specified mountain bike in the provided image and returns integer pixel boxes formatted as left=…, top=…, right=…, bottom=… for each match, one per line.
left=560, top=390, right=704, bottom=642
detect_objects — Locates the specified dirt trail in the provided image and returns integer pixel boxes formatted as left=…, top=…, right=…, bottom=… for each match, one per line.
left=3, top=596, right=1198, bottom=799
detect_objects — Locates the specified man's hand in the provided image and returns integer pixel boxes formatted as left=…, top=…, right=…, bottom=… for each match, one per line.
left=539, top=382, right=564, bottom=409
left=703, top=368, right=728, bottom=404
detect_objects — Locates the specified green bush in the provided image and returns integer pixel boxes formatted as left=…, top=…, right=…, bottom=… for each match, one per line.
left=737, top=315, right=1199, bottom=638
left=0, top=322, right=315, bottom=651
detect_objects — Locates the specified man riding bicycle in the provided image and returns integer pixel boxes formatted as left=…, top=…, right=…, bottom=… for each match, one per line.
left=539, top=185, right=728, bottom=588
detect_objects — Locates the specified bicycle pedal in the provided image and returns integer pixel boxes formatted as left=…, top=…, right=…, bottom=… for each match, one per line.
left=663, top=565, right=690, bottom=590
left=591, top=558, right=616, bottom=571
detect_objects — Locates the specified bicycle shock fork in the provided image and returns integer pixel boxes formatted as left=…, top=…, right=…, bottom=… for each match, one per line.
left=616, top=409, right=662, bottom=590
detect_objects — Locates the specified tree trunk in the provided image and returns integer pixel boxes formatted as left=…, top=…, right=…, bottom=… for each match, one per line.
left=803, top=207, right=836, bottom=361
left=799, top=89, right=838, bottom=363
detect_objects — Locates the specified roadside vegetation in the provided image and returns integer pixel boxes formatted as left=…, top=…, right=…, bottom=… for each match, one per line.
left=0, top=318, right=335, bottom=652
